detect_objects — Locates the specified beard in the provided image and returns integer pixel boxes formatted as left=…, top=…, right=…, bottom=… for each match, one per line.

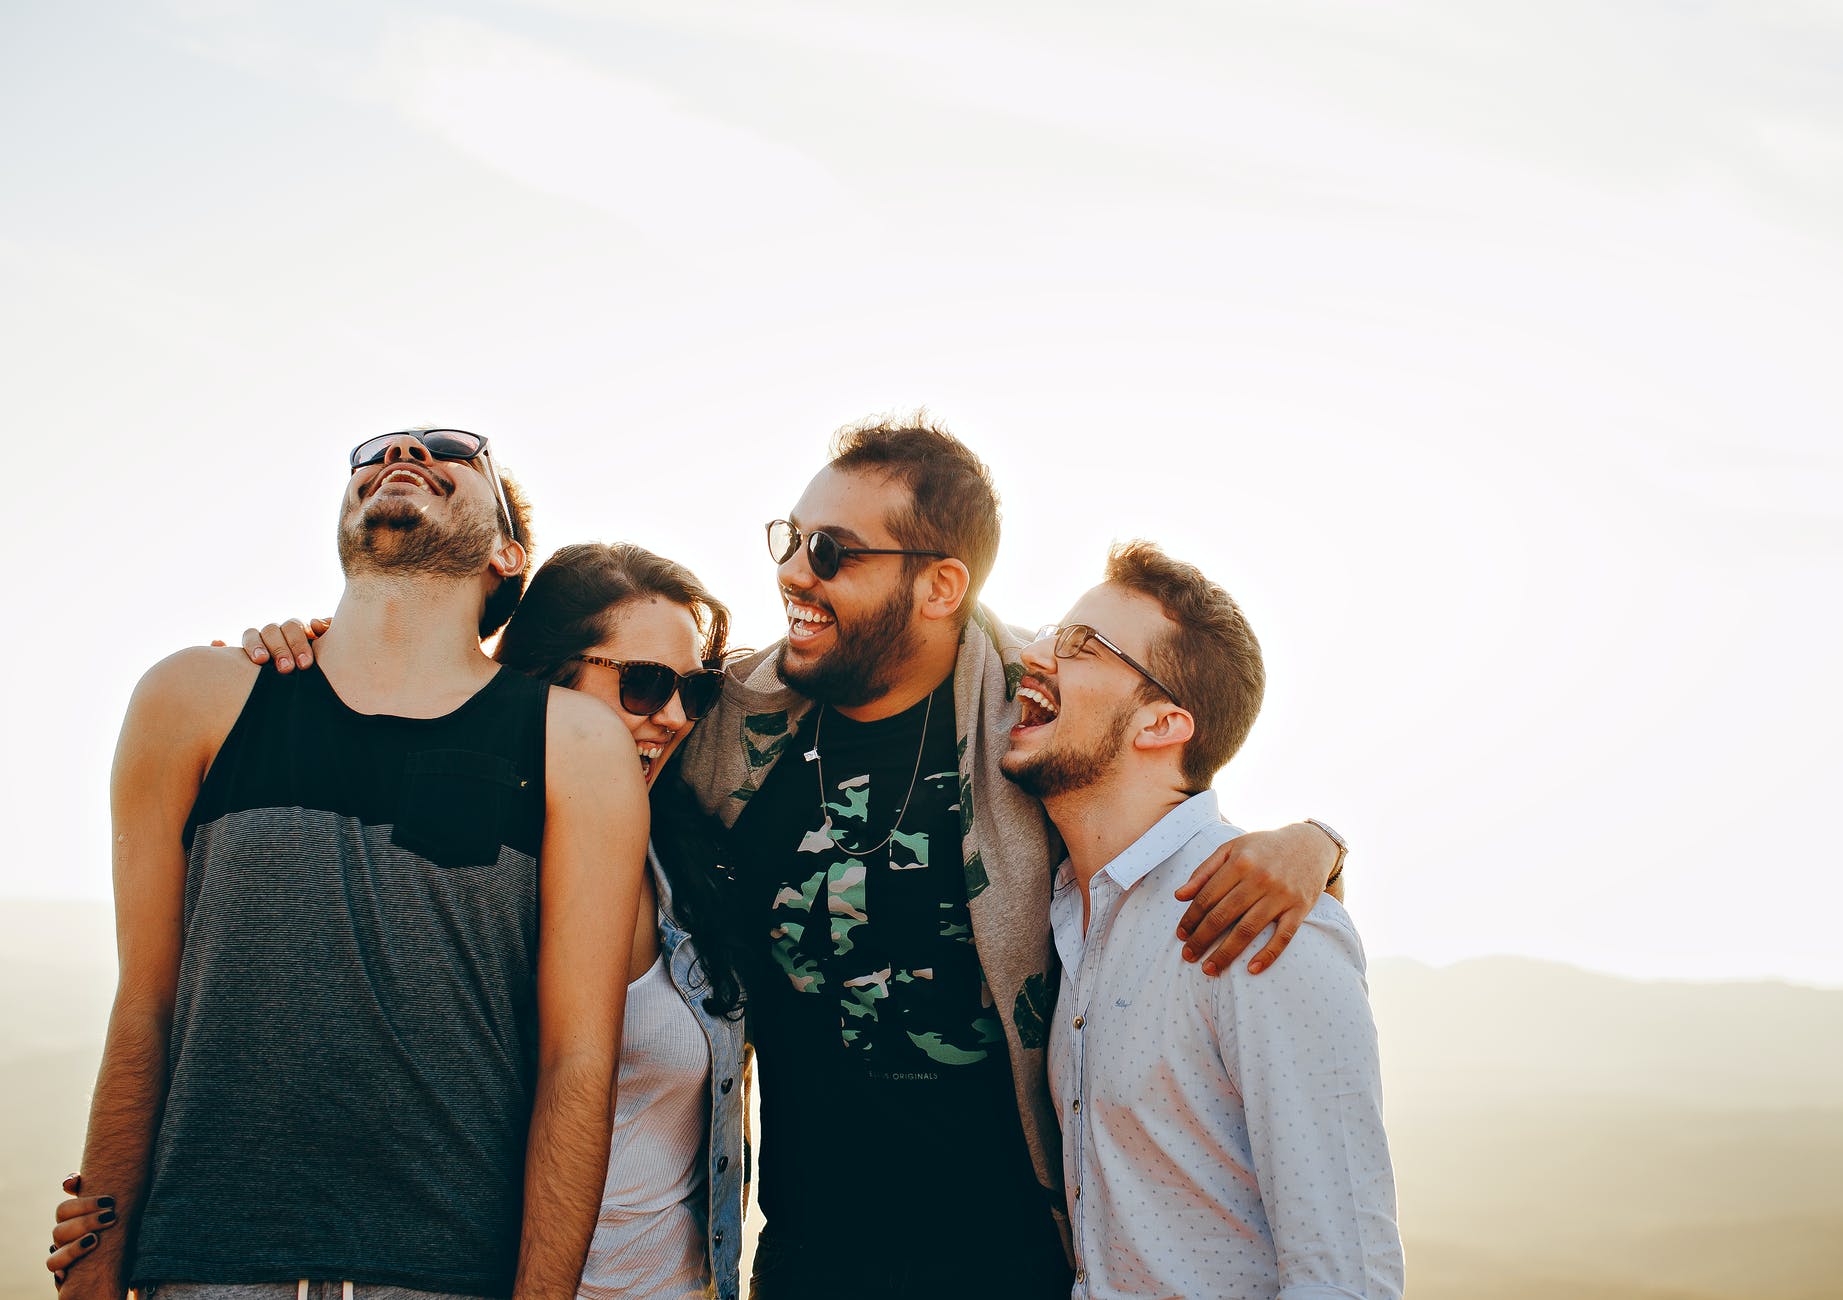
left=773, top=579, right=923, bottom=709
left=1001, top=700, right=1136, bottom=801
left=337, top=491, right=501, bottom=581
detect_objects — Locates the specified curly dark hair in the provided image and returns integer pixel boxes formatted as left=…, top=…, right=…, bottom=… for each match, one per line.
left=828, top=411, right=1001, bottom=624
left=479, top=467, right=535, bottom=639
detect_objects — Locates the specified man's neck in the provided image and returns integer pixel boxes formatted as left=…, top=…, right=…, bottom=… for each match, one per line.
left=831, top=629, right=959, bottom=722
left=1048, top=771, right=1191, bottom=901
left=313, top=573, right=500, bottom=716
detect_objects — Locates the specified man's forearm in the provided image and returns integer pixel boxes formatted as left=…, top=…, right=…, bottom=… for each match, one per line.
left=64, top=1001, right=172, bottom=1300
left=512, top=1053, right=615, bottom=1300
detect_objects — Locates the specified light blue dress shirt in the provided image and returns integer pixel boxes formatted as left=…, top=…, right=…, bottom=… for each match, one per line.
left=1048, top=791, right=1403, bottom=1299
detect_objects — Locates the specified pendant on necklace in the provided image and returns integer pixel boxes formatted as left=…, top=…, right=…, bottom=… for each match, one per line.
left=804, top=746, right=820, bottom=762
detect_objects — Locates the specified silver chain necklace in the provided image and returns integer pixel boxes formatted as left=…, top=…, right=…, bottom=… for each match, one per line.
left=806, top=690, right=934, bottom=858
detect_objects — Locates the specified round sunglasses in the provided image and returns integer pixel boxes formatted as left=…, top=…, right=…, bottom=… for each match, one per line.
left=765, top=519, right=948, bottom=581
left=349, top=430, right=515, bottom=536
left=569, top=655, right=724, bottom=719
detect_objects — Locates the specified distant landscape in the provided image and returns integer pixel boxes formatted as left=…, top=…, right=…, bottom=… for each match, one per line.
left=5, top=901, right=1841, bottom=1299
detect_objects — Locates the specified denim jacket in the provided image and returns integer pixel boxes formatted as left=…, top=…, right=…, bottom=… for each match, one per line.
left=650, top=844, right=747, bottom=1300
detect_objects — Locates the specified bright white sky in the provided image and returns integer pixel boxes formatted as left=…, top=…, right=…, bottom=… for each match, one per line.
left=4, top=1, right=1839, bottom=985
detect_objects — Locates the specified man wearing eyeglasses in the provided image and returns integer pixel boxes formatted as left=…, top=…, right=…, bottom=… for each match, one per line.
left=63, top=433, right=647, bottom=1300
left=1002, top=542, right=1402, bottom=1299
left=676, top=417, right=1352, bottom=1300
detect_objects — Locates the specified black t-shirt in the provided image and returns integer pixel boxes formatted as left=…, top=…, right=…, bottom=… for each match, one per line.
left=729, top=677, right=1063, bottom=1274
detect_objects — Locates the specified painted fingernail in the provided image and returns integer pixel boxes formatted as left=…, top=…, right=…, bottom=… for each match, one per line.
left=1202, top=961, right=1219, bottom=976
left=1248, top=960, right=1266, bottom=975
left=97, top=1197, right=114, bottom=1210
left=276, top=656, right=292, bottom=670
left=99, top=1210, right=117, bottom=1225
left=50, top=1245, right=56, bottom=1253
left=79, top=1235, right=96, bottom=1249
left=298, top=651, right=312, bottom=667
left=1181, top=946, right=1197, bottom=962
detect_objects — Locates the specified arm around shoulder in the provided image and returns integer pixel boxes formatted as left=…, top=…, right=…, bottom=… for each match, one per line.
left=512, top=689, right=649, bottom=1300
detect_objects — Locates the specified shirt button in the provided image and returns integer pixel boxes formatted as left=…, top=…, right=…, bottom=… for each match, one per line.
left=721, top=1077, right=734, bottom=1094
left=1074, top=1184, right=1082, bottom=1199
left=714, top=1230, right=724, bottom=1246
left=1075, top=1270, right=1085, bottom=1284
left=717, top=1155, right=729, bottom=1172
left=1072, top=1015, right=1084, bottom=1029
left=1072, top=1099, right=1080, bottom=1113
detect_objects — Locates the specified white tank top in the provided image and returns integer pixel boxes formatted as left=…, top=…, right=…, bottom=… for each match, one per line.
left=577, top=947, right=713, bottom=1300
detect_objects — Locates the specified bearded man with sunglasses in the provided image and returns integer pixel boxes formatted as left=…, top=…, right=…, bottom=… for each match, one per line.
left=63, top=432, right=647, bottom=1300
left=676, top=417, right=1351, bottom=1300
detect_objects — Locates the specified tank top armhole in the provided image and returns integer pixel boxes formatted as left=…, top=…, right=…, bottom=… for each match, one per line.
left=181, top=663, right=274, bottom=851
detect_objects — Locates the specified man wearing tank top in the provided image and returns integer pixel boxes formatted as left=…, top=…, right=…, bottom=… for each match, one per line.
left=678, top=417, right=1353, bottom=1300
left=64, top=433, right=650, bottom=1300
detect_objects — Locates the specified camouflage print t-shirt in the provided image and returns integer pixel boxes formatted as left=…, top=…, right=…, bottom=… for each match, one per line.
left=730, top=677, right=1061, bottom=1272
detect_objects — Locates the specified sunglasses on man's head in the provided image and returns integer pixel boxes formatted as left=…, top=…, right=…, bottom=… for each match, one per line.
left=765, top=519, right=948, bottom=582
left=1034, top=623, right=1184, bottom=709
left=570, top=655, right=725, bottom=720
left=349, top=430, right=515, bottom=539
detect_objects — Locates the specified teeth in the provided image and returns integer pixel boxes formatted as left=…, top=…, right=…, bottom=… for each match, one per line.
left=1018, top=686, right=1059, bottom=717
left=786, top=601, right=834, bottom=625
left=381, top=469, right=431, bottom=489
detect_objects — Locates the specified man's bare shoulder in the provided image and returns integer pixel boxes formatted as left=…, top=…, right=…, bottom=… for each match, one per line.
left=543, top=685, right=640, bottom=773
left=115, top=648, right=261, bottom=791
left=129, top=646, right=260, bottom=723
left=540, top=686, right=645, bottom=828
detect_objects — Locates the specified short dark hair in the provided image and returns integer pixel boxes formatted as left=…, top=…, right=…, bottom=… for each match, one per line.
left=1104, top=540, right=1265, bottom=789
left=828, top=412, right=1001, bottom=623
left=479, top=466, right=536, bottom=639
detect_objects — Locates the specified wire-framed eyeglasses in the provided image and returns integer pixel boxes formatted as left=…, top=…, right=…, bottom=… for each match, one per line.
left=1033, top=623, right=1183, bottom=709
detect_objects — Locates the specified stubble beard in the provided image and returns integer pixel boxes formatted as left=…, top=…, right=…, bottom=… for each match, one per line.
left=773, top=579, right=923, bottom=709
left=337, top=493, right=501, bottom=582
left=1001, top=701, right=1136, bottom=801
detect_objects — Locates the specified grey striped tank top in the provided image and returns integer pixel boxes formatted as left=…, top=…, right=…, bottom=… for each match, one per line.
left=131, top=664, right=549, bottom=1298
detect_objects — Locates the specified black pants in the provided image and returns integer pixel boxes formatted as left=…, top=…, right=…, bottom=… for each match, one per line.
left=749, top=1226, right=1072, bottom=1300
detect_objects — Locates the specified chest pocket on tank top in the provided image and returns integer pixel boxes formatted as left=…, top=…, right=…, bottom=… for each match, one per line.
left=392, top=748, right=526, bottom=869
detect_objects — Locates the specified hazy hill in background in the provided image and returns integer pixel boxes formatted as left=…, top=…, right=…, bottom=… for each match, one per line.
left=4, top=903, right=1840, bottom=1299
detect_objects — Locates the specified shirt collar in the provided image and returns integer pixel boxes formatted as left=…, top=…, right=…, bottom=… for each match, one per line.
left=1086, top=788, right=1223, bottom=892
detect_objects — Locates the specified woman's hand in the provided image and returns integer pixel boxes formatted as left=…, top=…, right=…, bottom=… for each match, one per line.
left=47, top=1174, right=115, bottom=1287
left=210, top=617, right=331, bottom=672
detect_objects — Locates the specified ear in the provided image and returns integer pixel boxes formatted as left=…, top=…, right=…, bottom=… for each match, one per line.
left=489, top=537, right=527, bottom=580
left=1133, top=703, right=1194, bottom=754
left=916, top=557, right=972, bottom=624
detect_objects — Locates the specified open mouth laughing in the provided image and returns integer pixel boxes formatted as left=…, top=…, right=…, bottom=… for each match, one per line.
left=1014, top=676, right=1060, bottom=733
left=370, top=464, right=444, bottom=498
left=635, top=732, right=677, bottom=782
left=785, top=596, right=836, bottom=646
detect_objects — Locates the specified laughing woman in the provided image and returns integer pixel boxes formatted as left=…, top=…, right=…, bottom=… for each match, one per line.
left=495, top=543, right=747, bottom=1300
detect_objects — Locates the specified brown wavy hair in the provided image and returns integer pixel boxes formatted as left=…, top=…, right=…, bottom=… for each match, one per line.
left=494, top=542, right=744, bottom=1018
